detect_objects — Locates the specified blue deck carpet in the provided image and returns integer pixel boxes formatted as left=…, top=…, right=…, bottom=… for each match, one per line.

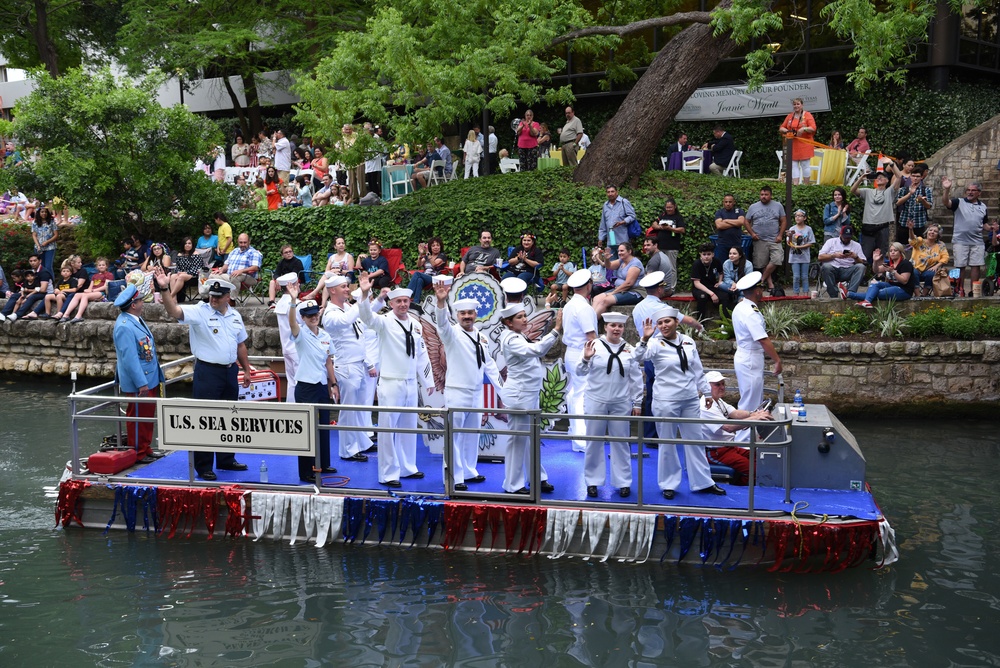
left=124, top=434, right=880, bottom=520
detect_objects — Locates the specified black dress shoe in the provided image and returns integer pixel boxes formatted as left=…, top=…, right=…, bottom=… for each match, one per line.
left=540, top=481, right=555, bottom=493
left=454, top=483, right=468, bottom=491
left=695, top=484, right=727, bottom=496
left=321, top=467, right=338, bottom=474
left=619, top=486, right=630, bottom=498
left=510, top=487, right=530, bottom=495
left=136, top=456, right=157, bottom=465
left=587, top=485, right=598, bottom=498
left=384, top=480, right=402, bottom=488
left=149, top=451, right=167, bottom=459
left=218, top=462, right=248, bottom=471
left=300, top=476, right=318, bottom=483
left=199, top=471, right=218, bottom=481
left=662, top=489, right=675, bottom=500
left=401, top=471, right=424, bottom=479
left=467, top=475, right=486, bottom=483
left=363, top=444, right=378, bottom=453
left=341, top=453, right=369, bottom=462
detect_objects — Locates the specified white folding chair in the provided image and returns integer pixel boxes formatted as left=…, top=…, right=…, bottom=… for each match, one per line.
left=723, top=150, right=742, bottom=178
left=446, top=158, right=459, bottom=182
left=808, top=150, right=824, bottom=184
left=845, top=150, right=872, bottom=187
left=429, top=159, right=446, bottom=185
left=499, top=158, right=520, bottom=174
left=387, top=164, right=412, bottom=200
left=660, top=156, right=669, bottom=170
left=681, top=150, right=703, bottom=173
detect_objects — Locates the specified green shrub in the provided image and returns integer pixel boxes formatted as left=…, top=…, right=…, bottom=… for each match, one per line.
left=797, top=310, right=828, bottom=331
left=822, top=310, right=871, bottom=336
left=0, top=222, right=35, bottom=271
left=941, top=310, right=982, bottom=340
left=906, top=308, right=948, bottom=338
left=978, top=306, right=1000, bottom=338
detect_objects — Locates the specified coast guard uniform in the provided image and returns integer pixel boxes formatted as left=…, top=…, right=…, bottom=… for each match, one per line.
left=322, top=297, right=375, bottom=458
left=562, top=286, right=598, bottom=452
left=732, top=296, right=767, bottom=412
left=576, top=334, right=642, bottom=490
left=177, top=293, right=248, bottom=476
left=289, top=302, right=336, bottom=479
left=499, top=314, right=560, bottom=493
left=638, top=318, right=715, bottom=494
left=359, top=295, right=433, bottom=484
left=435, top=300, right=503, bottom=487
left=113, top=286, right=165, bottom=460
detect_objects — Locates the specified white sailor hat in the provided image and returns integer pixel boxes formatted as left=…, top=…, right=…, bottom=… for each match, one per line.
left=276, top=272, right=299, bottom=286
left=114, top=284, right=140, bottom=309
left=386, top=287, right=412, bottom=300
left=704, top=370, right=726, bottom=384
left=296, top=299, right=320, bottom=316
left=351, top=288, right=363, bottom=300
left=326, top=275, right=349, bottom=289
left=567, top=268, right=592, bottom=288
left=735, top=270, right=763, bottom=291
left=499, top=303, right=525, bottom=319
left=500, top=277, right=527, bottom=294
left=206, top=279, right=236, bottom=296
left=602, top=312, right=628, bottom=324
left=654, top=306, right=681, bottom=321
left=639, top=271, right=665, bottom=289
left=453, top=298, right=479, bottom=312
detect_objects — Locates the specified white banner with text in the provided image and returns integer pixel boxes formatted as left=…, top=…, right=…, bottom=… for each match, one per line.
left=676, top=78, right=830, bottom=121
left=157, top=399, right=315, bottom=455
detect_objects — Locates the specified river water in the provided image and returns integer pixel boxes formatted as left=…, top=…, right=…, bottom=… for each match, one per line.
left=1, top=379, right=998, bottom=667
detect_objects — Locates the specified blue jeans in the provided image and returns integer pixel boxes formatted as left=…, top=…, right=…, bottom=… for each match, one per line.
left=848, top=282, right=911, bottom=303
left=40, top=249, right=56, bottom=278
left=502, top=270, right=536, bottom=286
left=917, top=268, right=936, bottom=290
left=407, top=272, right=433, bottom=305
left=791, top=263, right=809, bottom=293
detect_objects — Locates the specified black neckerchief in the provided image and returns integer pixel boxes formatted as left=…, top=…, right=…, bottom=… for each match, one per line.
left=395, top=318, right=415, bottom=357
left=462, top=329, right=485, bottom=368
left=352, top=321, right=362, bottom=339
left=600, top=339, right=625, bottom=377
left=663, top=336, right=688, bottom=373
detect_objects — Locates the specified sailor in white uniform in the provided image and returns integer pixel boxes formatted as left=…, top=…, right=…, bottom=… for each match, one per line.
left=351, top=287, right=384, bottom=439
left=358, top=273, right=434, bottom=487
left=561, top=268, right=598, bottom=452
left=321, top=275, right=374, bottom=461
left=731, top=271, right=783, bottom=412
left=433, top=283, right=504, bottom=490
left=577, top=312, right=643, bottom=498
left=498, top=303, right=562, bottom=494
left=637, top=306, right=725, bottom=500
left=273, top=272, right=300, bottom=402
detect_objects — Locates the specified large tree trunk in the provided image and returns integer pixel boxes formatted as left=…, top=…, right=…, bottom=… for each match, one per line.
left=31, top=0, right=60, bottom=77
left=574, top=16, right=737, bottom=187
left=221, top=75, right=250, bottom=139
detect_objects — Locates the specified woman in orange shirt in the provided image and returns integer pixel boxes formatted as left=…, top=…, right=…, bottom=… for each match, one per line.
left=778, top=97, right=817, bottom=185
left=264, top=166, right=283, bottom=210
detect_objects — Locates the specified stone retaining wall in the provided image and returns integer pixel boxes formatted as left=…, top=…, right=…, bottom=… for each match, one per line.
left=2, top=302, right=998, bottom=407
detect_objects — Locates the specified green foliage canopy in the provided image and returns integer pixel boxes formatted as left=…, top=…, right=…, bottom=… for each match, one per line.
left=6, top=68, right=229, bottom=257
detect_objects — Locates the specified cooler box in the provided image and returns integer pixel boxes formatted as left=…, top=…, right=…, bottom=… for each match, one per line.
left=238, top=369, right=282, bottom=402
left=88, top=448, right=138, bottom=474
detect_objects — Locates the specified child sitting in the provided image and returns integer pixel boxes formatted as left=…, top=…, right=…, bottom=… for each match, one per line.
left=62, top=257, right=113, bottom=323
left=42, top=259, right=77, bottom=318
left=545, top=248, right=576, bottom=307
left=588, top=247, right=611, bottom=291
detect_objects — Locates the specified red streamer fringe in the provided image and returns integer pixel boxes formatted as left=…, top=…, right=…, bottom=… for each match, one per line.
left=221, top=485, right=252, bottom=538
left=156, top=487, right=220, bottom=539
left=471, top=506, right=504, bottom=550
left=766, top=521, right=879, bottom=573
left=442, top=503, right=474, bottom=549
left=55, top=479, right=91, bottom=528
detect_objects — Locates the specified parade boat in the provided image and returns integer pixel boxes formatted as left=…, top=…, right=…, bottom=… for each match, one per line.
left=56, top=354, right=897, bottom=572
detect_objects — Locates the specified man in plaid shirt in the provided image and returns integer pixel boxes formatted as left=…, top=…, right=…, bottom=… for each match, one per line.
left=895, top=166, right=933, bottom=243
left=213, top=233, right=262, bottom=293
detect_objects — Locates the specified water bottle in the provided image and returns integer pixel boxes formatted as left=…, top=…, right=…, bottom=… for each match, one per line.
left=260, top=460, right=269, bottom=484
left=793, top=389, right=803, bottom=407
left=797, top=404, right=808, bottom=423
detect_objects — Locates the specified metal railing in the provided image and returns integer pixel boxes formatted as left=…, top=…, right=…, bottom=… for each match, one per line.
left=67, top=358, right=795, bottom=512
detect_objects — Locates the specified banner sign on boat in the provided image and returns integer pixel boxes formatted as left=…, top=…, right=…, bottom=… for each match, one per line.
left=676, top=78, right=830, bottom=121
left=157, top=399, right=315, bottom=455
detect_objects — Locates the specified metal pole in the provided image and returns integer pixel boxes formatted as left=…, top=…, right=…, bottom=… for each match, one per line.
left=747, top=426, right=756, bottom=513
left=70, top=372, right=80, bottom=475
left=531, top=409, right=541, bottom=502
left=443, top=406, right=453, bottom=495
left=635, top=413, right=645, bottom=509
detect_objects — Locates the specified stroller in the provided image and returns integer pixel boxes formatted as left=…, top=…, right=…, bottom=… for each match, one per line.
left=981, top=252, right=998, bottom=296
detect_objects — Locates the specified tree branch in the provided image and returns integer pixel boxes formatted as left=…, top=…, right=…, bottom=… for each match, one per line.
left=549, top=13, right=713, bottom=49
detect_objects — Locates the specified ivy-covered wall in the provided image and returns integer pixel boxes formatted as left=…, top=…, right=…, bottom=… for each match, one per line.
left=232, top=169, right=836, bottom=289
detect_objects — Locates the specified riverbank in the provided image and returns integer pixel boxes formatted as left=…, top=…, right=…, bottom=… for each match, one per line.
left=2, top=298, right=999, bottom=409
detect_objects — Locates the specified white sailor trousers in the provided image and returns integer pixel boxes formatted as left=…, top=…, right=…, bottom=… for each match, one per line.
left=445, top=386, right=483, bottom=484
left=502, top=388, right=548, bottom=492
left=563, top=350, right=587, bottom=451
left=334, top=361, right=372, bottom=457
left=582, top=397, right=633, bottom=488
left=734, top=348, right=765, bottom=412
left=375, top=378, right=419, bottom=482
left=653, top=397, right=714, bottom=492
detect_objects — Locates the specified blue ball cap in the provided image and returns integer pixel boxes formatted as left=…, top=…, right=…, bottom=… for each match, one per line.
left=114, top=284, right=139, bottom=309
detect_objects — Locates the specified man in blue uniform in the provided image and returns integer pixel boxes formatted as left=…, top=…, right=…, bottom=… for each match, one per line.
left=113, top=283, right=165, bottom=463
left=156, top=269, right=252, bottom=480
